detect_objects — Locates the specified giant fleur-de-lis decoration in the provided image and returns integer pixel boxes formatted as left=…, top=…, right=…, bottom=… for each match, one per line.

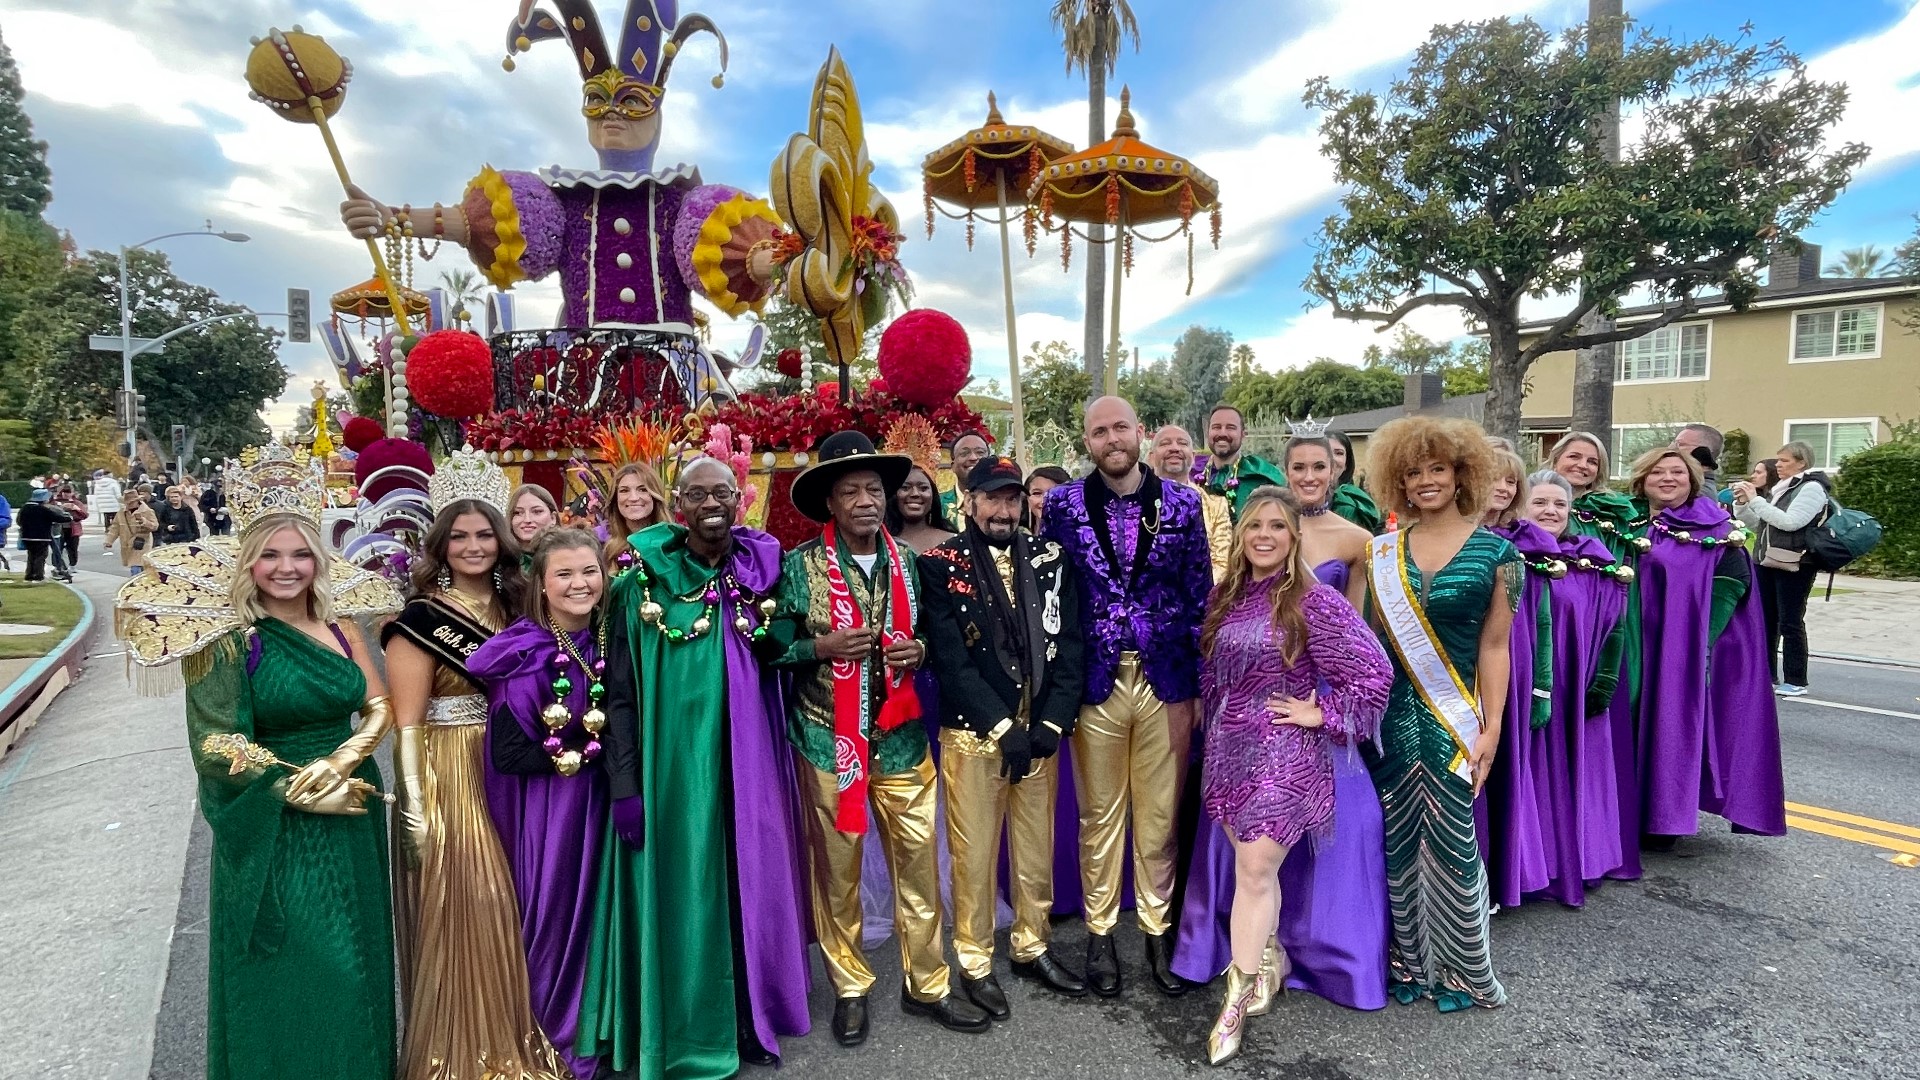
left=770, top=48, right=906, bottom=388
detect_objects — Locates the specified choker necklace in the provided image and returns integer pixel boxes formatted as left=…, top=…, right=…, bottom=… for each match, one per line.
left=1298, top=501, right=1331, bottom=517
left=542, top=618, right=608, bottom=776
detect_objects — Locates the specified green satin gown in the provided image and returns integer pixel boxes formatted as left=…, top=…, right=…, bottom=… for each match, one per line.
left=185, top=620, right=396, bottom=1080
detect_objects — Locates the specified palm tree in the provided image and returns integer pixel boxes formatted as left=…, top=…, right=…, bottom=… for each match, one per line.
left=438, top=268, right=484, bottom=325
left=1825, top=245, right=1893, bottom=278
left=1052, top=0, right=1141, bottom=394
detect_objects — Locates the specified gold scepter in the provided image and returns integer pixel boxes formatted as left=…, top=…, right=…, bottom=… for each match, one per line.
left=201, top=732, right=396, bottom=806
left=244, top=26, right=415, bottom=338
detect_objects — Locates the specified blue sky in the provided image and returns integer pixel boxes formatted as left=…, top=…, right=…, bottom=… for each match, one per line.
left=3, top=0, right=1917, bottom=430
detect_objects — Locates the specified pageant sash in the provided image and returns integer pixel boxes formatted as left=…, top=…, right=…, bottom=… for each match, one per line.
left=1369, top=531, right=1479, bottom=782
left=381, top=596, right=496, bottom=690
left=821, top=524, right=922, bottom=833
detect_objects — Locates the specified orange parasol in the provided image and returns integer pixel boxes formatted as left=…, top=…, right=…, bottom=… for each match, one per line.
left=922, top=93, right=1074, bottom=465
left=330, top=276, right=431, bottom=330
left=1028, top=87, right=1222, bottom=395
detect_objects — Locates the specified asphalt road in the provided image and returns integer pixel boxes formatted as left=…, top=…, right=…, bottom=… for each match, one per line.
left=127, top=649, right=1919, bottom=1080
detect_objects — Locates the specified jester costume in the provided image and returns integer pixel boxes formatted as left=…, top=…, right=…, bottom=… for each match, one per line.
left=580, top=524, right=810, bottom=1078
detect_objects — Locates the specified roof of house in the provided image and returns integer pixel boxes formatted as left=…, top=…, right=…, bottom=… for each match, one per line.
left=1517, top=274, right=1920, bottom=334
left=1323, top=391, right=1570, bottom=437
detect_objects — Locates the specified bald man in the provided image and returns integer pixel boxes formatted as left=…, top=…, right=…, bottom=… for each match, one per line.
left=1038, top=397, right=1212, bottom=999
left=1151, top=425, right=1230, bottom=578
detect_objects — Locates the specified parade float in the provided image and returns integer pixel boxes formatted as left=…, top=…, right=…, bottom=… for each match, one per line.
left=244, top=8, right=989, bottom=550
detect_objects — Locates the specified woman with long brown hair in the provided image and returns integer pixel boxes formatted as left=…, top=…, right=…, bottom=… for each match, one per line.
left=1195, top=487, right=1392, bottom=1063
left=601, top=462, right=669, bottom=565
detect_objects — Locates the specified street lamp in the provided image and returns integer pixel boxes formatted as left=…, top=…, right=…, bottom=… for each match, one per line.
left=121, top=223, right=251, bottom=465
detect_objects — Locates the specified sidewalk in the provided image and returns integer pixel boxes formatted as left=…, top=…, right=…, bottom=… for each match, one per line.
left=0, top=567, right=196, bottom=1080
left=1805, top=572, right=1920, bottom=666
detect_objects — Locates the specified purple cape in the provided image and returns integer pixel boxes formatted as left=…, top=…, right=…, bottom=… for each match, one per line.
left=470, top=618, right=609, bottom=1079
left=1636, top=497, right=1786, bottom=836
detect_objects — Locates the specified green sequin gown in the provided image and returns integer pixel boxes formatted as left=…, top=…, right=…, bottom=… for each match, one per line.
left=1366, top=528, right=1520, bottom=1011
left=184, top=620, right=396, bottom=1080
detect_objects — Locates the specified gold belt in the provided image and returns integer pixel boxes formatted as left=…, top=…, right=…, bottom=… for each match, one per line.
left=426, top=694, right=488, bottom=727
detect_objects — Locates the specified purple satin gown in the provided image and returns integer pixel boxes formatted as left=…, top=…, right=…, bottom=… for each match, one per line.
left=1171, top=561, right=1394, bottom=1010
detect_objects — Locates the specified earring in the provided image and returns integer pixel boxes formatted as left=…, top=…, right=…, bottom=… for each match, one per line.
left=437, top=565, right=452, bottom=590
left=492, top=566, right=504, bottom=593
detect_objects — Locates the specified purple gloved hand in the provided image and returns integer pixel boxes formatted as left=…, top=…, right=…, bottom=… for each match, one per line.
left=612, top=795, right=645, bottom=850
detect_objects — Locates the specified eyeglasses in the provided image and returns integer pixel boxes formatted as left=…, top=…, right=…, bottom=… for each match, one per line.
left=678, top=486, right=740, bottom=506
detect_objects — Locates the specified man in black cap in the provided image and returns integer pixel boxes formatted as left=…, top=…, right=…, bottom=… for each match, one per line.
left=764, top=430, right=990, bottom=1045
left=919, top=455, right=1089, bottom=1020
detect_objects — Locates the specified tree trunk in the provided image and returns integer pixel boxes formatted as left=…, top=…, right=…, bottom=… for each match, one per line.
left=1082, top=37, right=1108, bottom=396
left=1485, top=315, right=1526, bottom=446
left=1570, top=0, right=1624, bottom=439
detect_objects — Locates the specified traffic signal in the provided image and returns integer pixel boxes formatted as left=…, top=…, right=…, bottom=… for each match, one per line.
left=115, top=389, right=131, bottom=427
left=172, top=424, right=188, bottom=459
left=288, top=288, right=312, bottom=343
left=133, top=393, right=149, bottom=430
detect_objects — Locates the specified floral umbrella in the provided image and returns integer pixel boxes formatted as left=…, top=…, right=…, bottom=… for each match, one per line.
left=1029, top=87, right=1221, bottom=395
left=923, top=93, right=1073, bottom=465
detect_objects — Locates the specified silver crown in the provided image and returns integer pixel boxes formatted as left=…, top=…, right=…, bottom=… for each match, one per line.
left=1285, top=414, right=1329, bottom=438
left=225, top=441, right=328, bottom=533
left=429, top=445, right=513, bottom=515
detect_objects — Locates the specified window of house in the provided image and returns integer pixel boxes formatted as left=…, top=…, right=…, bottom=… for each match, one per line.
left=1783, top=419, right=1878, bottom=470
left=1609, top=424, right=1684, bottom=477
left=1791, top=304, right=1882, bottom=361
left=1616, top=323, right=1710, bottom=382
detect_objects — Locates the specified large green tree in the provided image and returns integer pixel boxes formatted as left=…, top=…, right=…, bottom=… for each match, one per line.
left=1119, top=358, right=1185, bottom=429
left=1020, top=339, right=1092, bottom=437
left=14, top=248, right=286, bottom=460
left=0, top=207, right=63, bottom=412
left=1361, top=327, right=1491, bottom=397
left=0, top=30, right=51, bottom=218
left=1306, top=17, right=1867, bottom=441
left=1168, top=325, right=1232, bottom=433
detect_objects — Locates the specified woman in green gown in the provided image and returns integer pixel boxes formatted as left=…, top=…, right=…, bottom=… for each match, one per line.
left=121, top=480, right=403, bottom=1080
left=1327, top=428, right=1386, bottom=534
left=1362, top=417, right=1520, bottom=1012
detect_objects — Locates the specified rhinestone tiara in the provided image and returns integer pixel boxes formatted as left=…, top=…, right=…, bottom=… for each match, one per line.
left=428, top=446, right=513, bottom=516
left=225, top=441, right=327, bottom=533
left=1285, top=415, right=1330, bottom=438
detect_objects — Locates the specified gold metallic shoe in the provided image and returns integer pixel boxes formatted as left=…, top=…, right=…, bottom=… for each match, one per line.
left=1206, top=965, right=1265, bottom=1066
left=1247, top=936, right=1284, bottom=1016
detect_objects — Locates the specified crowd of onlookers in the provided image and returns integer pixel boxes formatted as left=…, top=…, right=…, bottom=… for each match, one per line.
left=0, top=464, right=232, bottom=581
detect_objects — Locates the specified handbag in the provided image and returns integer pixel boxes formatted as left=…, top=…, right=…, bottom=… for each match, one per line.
left=1758, top=544, right=1804, bottom=571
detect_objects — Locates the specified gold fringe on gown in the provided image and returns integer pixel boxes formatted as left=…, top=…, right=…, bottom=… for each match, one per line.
left=395, top=591, right=568, bottom=1080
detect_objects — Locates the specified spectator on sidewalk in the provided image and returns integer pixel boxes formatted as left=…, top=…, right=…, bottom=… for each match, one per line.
left=201, top=477, right=231, bottom=537
left=89, top=469, right=124, bottom=530
left=155, top=486, right=201, bottom=547
left=1733, top=440, right=1830, bottom=698
left=1672, top=424, right=1724, bottom=494
left=104, top=490, right=159, bottom=576
left=54, top=484, right=89, bottom=566
left=18, top=489, right=73, bottom=583
left=0, top=491, right=12, bottom=572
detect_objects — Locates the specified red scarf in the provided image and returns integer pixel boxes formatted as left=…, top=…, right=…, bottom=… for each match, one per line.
left=822, top=522, right=922, bottom=832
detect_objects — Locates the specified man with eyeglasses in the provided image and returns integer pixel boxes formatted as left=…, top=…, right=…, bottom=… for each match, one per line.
left=597, top=456, right=812, bottom=1071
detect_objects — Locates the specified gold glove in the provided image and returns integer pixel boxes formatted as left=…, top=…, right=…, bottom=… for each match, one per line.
left=394, top=724, right=430, bottom=864
left=287, top=696, right=395, bottom=804
left=292, top=778, right=375, bottom=816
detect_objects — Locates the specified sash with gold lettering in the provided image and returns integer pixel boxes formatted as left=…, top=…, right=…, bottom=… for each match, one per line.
left=379, top=595, right=496, bottom=690
left=1369, top=531, right=1479, bottom=782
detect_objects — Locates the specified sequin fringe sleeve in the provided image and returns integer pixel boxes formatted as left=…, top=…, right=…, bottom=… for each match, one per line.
left=1301, top=583, right=1392, bottom=745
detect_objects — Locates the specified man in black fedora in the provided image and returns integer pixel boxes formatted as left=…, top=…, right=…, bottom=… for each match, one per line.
left=919, top=455, right=1089, bottom=1020
left=763, top=430, right=990, bottom=1045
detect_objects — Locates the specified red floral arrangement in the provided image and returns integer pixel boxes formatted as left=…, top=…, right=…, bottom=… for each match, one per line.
left=466, top=406, right=603, bottom=453
left=406, top=330, right=495, bottom=418
left=776, top=347, right=805, bottom=378
left=877, top=308, right=971, bottom=406
left=341, top=415, right=384, bottom=453
left=711, top=387, right=987, bottom=452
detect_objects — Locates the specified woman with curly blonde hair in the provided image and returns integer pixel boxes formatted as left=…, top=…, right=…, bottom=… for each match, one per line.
left=1362, top=417, right=1519, bottom=1012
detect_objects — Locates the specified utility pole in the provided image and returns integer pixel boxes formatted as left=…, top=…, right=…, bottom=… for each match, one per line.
left=1570, top=0, right=1624, bottom=443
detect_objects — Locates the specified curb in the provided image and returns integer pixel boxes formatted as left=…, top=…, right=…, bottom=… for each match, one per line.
left=0, top=581, right=98, bottom=757
left=1811, top=650, right=1920, bottom=671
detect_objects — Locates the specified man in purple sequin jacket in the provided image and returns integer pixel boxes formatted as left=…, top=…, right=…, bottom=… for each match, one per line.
left=1040, top=396, right=1214, bottom=1000
left=339, top=1, right=781, bottom=334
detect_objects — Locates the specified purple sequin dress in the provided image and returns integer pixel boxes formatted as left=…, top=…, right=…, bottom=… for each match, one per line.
left=1200, top=578, right=1393, bottom=846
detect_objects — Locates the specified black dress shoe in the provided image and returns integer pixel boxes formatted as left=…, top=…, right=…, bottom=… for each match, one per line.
left=899, top=990, right=991, bottom=1033
left=963, top=974, right=1011, bottom=1020
left=1641, top=833, right=1679, bottom=852
left=737, top=1033, right=778, bottom=1066
left=1085, top=932, right=1121, bottom=997
left=1011, top=950, right=1088, bottom=997
left=831, top=995, right=869, bottom=1047
left=1144, top=932, right=1187, bottom=997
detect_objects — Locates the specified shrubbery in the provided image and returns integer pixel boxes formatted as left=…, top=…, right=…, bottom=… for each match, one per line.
left=1834, top=437, right=1920, bottom=578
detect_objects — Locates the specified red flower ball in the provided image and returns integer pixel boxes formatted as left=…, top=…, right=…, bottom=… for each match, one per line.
left=352, top=437, right=433, bottom=503
left=406, top=330, right=495, bottom=418
left=877, top=309, right=971, bottom=406
left=776, top=347, right=804, bottom=379
left=868, top=377, right=888, bottom=395
left=341, top=416, right=383, bottom=453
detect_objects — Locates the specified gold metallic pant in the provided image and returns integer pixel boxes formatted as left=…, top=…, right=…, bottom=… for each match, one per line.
left=798, top=752, right=951, bottom=1002
left=1073, top=653, right=1179, bottom=936
left=940, top=728, right=1058, bottom=980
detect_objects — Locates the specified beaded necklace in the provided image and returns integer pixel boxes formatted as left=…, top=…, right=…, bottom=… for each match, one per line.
left=541, top=617, right=607, bottom=776
left=1647, top=517, right=1751, bottom=549
left=1571, top=505, right=1653, bottom=553
left=1524, top=554, right=1636, bottom=583
left=615, top=549, right=775, bottom=644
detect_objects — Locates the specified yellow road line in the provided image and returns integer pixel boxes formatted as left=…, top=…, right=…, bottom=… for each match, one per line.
left=1785, top=801, right=1920, bottom=842
left=1785, top=815, right=1920, bottom=858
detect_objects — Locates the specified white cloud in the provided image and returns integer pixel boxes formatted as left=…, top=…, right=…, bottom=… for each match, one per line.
left=1805, top=1, right=1920, bottom=177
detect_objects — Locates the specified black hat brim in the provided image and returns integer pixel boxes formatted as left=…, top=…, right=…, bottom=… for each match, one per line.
left=791, top=453, right=915, bottom=524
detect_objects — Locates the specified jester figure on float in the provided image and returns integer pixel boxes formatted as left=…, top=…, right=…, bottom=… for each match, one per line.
left=334, top=1, right=783, bottom=391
